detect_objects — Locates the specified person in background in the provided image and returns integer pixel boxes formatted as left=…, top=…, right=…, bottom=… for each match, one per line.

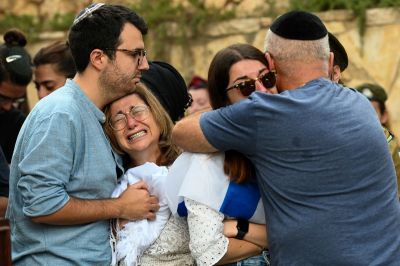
left=0, top=147, right=9, bottom=217
left=33, top=41, right=76, bottom=100
left=0, top=29, right=32, bottom=163
left=6, top=4, right=156, bottom=265
left=166, top=43, right=275, bottom=266
left=141, top=61, right=192, bottom=123
left=328, top=32, right=348, bottom=84
left=328, top=32, right=400, bottom=198
left=172, top=11, right=400, bottom=265
left=356, top=83, right=400, bottom=197
left=186, top=75, right=211, bottom=114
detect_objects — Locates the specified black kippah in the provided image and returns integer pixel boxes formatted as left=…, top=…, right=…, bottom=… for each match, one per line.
left=328, top=32, right=348, bottom=71
left=270, top=11, right=328, bottom=40
left=141, top=61, right=191, bottom=123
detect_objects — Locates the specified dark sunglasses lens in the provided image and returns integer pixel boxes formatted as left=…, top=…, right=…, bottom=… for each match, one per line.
left=261, top=72, right=276, bottom=89
left=239, top=80, right=256, bottom=96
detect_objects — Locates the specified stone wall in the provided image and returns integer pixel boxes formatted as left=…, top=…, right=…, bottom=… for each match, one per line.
left=2, top=1, right=400, bottom=136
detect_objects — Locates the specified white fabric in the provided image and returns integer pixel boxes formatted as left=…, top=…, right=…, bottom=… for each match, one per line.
left=165, top=152, right=265, bottom=224
left=110, top=163, right=170, bottom=266
left=185, top=198, right=228, bottom=266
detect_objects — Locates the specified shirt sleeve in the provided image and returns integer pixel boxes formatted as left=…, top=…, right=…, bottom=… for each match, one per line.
left=17, top=112, right=75, bottom=217
left=185, top=197, right=228, bottom=266
left=200, top=96, right=258, bottom=156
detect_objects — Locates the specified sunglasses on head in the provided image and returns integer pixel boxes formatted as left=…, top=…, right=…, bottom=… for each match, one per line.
left=226, top=70, right=276, bottom=96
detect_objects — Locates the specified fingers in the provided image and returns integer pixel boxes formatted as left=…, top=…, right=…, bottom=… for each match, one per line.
left=130, top=180, right=149, bottom=190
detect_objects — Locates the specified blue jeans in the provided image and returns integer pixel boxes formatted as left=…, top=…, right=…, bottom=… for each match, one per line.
left=222, top=250, right=270, bottom=266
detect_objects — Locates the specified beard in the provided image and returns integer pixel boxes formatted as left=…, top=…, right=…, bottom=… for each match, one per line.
left=99, top=62, right=139, bottom=105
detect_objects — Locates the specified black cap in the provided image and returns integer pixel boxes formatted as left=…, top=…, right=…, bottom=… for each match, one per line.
left=270, top=10, right=328, bottom=40
left=141, top=61, right=191, bottom=123
left=328, top=32, right=348, bottom=71
left=356, top=83, right=387, bottom=104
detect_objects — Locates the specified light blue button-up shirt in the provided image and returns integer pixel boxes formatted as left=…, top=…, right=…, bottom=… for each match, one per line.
left=6, top=79, right=122, bottom=265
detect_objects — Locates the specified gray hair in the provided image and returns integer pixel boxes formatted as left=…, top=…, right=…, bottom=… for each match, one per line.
left=264, top=29, right=330, bottom=61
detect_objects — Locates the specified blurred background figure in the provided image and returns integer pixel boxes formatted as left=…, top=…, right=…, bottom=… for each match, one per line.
left=186, top=75, right=210, bottom=114
left=356, top=83, right=400, bottom=197
left=33, top=41, right=76, bottom=100
left=356, top=83, right=391, bottom=129
left=0, top=29, right=32, bottom=163
left=328, top=32, right=348, bottom=84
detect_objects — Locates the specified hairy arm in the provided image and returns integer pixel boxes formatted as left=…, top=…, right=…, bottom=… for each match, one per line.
left=31, top=181, right=159, bottom=224
left=172, top=112, right=217, bottom=153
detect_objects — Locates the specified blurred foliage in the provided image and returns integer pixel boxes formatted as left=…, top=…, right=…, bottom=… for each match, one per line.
left=290, top=0, right=400, bottom=36
left=130, top=0, right=235, bottom=59
left=0, top=12, right=74, bottom=42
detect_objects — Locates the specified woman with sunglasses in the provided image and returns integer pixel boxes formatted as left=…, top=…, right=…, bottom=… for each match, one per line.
left=166, top=43, right=276, bottom=266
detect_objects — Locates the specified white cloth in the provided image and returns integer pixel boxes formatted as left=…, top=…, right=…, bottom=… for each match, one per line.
left=165, top=152, right=265, bottom=224
left=110, top=163, right=170, bottom=266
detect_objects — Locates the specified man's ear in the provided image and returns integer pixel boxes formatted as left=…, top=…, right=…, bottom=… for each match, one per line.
left=89, top=49, right=107, bottom=71
left=265, top=52, right=275, bottom=72
left=328, top=52, right=334, bottom=77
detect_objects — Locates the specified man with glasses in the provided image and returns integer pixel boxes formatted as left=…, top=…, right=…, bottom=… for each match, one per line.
left=172, top=11, right=400, bottom=265
left=6, top=4, right=158, bottom=265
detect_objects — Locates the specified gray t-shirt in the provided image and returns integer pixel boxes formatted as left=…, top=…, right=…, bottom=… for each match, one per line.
left=200, top=78, right=400, bottom=265
left=6, top=79, right=122, bottom=265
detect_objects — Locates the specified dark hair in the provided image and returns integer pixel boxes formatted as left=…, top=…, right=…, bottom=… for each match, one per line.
left=208, top=43, right=269, bottom=109
left=0, top=29, right=32, bottom=85
left=33, top=41, right=76, bottom=79
left=208, top=43, right=269, bottom=183
left=68, top=4, right=148, bottom=72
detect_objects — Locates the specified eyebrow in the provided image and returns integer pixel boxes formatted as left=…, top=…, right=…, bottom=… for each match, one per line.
left=232, top=67, right=268, bottom=83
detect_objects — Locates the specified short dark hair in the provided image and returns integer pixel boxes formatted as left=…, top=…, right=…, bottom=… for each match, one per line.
left=68, top=4, right=148, bottom=72
left=33, top=41, right=76, bottom=79
left=207, top=43, right=268, bottom=109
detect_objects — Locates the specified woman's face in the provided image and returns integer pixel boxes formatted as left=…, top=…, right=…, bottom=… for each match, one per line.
left=34, top=64, right=68, bottom=100
left=187, top=88, right=211, bottom=114
left=109, top=93, right=161, bottom=163
left=227, top=59, right=278, bottom=104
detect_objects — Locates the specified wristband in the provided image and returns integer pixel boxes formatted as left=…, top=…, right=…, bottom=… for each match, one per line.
left=235, top=219, right=249, bottom=240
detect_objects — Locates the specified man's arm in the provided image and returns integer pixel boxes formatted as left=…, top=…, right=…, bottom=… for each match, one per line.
left=172, top=112, right=217, bottom=152
left=31, top=180, right=159, bottom=224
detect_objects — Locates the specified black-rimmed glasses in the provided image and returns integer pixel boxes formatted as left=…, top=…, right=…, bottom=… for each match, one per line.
left=108, top=105, right=150, bottom=131
left=105, top=48, right=147, bottom=66
left=226, top=71, right=276, bottom=97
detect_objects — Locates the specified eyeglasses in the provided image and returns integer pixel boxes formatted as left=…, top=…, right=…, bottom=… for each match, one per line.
left=73, top=3, right=105, bottom=25
left=105, top=48, right=147, bottom=66
left=226, top=71, right=276, bottom=96
left=109, top=105, right=150, bottom=131
left=0, top=93, right=26, bottom=108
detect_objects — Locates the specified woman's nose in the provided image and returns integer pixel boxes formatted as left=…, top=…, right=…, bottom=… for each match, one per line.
left=126, top=114, right=139, bottom=129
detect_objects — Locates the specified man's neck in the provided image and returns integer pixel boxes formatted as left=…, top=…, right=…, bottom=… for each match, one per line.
left=277, top=61, right=329, bottom=91
left=73, top=72, right=105, bottom=109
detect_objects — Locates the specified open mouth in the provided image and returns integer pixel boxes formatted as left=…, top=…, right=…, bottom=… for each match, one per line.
left=128, top=130, right=146, bottom=142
